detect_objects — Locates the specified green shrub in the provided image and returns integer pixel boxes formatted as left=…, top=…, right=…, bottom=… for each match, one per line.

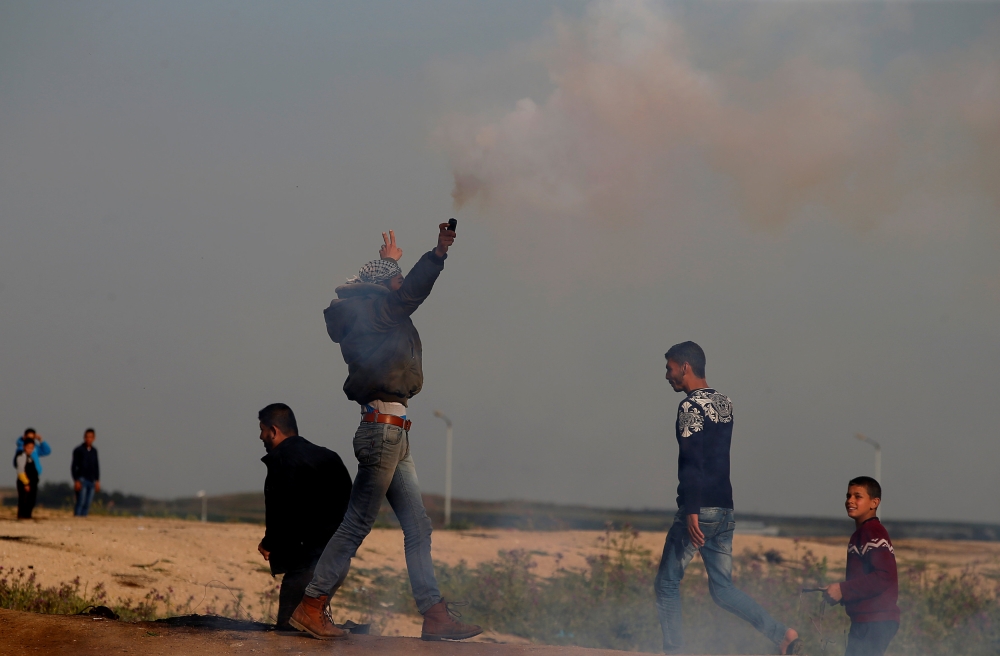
left=339, top=525, right=1000, bottom=654
left=5, top=526, right=999, bottom=654
left=0, top=565, right=193, bottom=621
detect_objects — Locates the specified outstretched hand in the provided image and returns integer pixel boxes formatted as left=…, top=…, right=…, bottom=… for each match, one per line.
left=435, top=223, right=456, bottom=258
left=380, top=230, right=402, bottom=261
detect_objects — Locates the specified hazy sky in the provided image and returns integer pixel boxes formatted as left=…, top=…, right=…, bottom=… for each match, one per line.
left=2, top=1, right=999, bottom=522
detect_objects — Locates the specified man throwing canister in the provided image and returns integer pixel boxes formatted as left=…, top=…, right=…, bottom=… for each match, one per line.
left=656, top=341, right=802, bottom=655
left=290, top=224, right=482, bottom=641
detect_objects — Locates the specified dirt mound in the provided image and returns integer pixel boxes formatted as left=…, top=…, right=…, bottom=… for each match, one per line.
left=0, top=607, right=671, bottom=655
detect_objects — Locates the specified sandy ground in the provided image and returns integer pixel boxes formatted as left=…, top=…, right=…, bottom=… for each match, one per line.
left=3, top=507, right=999, bottom=640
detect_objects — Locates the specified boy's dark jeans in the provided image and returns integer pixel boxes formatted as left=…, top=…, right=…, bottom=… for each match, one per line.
left=846, top=620, right=898, bottom=656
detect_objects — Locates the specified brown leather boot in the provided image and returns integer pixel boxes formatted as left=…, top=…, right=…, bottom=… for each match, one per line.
left=288, top=595, right=347, bottom=640
left=421, top=601, right=483, bottom=641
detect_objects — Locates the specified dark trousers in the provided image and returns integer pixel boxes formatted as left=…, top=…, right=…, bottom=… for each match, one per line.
left=846, top=620, right=898, bottom=656
left=275, top=560, right=350, bottom=628
left=16, top=481, right=37, bottom=519
left=277, top=564, right=315, bottom=628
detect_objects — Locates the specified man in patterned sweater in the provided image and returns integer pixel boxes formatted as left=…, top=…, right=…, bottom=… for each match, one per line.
left=655, top=341, right=801, bottom=655
left=823, top=477, right=900, bottom=656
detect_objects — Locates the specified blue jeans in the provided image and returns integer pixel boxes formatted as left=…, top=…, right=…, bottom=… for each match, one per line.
left=305, top=422, right=441, bottom=613
left=654, top=508, right=788, bottom=653
left=74, top=479, right=96, bottom=516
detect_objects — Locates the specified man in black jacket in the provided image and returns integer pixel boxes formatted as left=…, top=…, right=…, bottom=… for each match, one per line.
left=290, top=225, right=481, bottom=642
left=257, top=403, right=353, bottom=631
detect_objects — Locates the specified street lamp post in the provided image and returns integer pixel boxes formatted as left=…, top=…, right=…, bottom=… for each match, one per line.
left=854, top=433, right=881, bottom=481
left=197, top=490, right=207, bottom=523
left=433, top=410, right=453, bottom=528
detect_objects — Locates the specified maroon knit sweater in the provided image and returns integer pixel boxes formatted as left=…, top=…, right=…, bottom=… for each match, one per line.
left=840, top=517, right=900, bottom=623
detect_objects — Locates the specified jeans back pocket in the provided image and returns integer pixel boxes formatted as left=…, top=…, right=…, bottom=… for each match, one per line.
left=353, top=426, right=383, bottom=466
left=382, top=425, right=404, bottom=446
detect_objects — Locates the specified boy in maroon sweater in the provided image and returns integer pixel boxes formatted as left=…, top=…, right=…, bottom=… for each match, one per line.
left=823, top=476, right=900, bottom=656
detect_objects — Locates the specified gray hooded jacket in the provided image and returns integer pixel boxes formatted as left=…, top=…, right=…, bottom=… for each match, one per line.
left=324, top=250, right=446, bottom=406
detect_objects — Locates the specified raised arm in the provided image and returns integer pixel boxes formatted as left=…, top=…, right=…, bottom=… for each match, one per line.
left=376, top=223, right=455, bottom=324
left=35, top=438, right=51, bottom=457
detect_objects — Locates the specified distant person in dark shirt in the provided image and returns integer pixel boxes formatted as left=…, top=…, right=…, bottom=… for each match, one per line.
left=14, top=438, right=39, bottom=519
left=71, top=428, right=101, bottom=517
left=655, top=341, right=802, bottom=655
left=256, top=403, right=353, bottom=631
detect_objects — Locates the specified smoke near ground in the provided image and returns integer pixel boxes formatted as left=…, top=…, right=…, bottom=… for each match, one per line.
left=442, top=0, right=1000, bottom=279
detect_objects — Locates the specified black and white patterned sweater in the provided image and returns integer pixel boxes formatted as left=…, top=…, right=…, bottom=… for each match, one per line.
left=674, top=388, right=735, bottom=516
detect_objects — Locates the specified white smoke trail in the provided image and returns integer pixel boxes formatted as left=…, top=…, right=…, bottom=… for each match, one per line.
left=441, top=0, right=999, bottom=245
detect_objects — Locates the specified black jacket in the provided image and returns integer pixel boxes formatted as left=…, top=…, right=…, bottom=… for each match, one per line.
left=71, top=444, right=100, bottom=481
left=260, top=435, right=353, bottom=574
left=323, top=250, right=446, bottom=406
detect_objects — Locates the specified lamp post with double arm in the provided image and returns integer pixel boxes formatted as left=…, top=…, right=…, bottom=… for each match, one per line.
left=197, top=490, right=207, bottom=523
left=854, top=433, right=881, bottom=481
left=433, top=410, right=453, bottom=528
left=855, top=433, right=883, bottom=518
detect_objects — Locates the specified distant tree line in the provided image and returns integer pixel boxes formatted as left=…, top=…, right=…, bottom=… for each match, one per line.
left=2, top=481, right=144, bottom=513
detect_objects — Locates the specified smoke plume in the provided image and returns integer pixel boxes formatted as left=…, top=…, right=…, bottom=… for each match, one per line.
left=442, top=0, right=1000, bottom=238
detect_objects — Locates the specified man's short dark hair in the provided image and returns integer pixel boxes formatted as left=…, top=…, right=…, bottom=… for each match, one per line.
left=665, top=341, right=706, bottom=378
left=849, top=476, right=882, bottom=500
left=24, top=428, right=36, bottom=436
left=258, top=403, right=298, bottom=436
left=84, top=428, right=96, bottom=436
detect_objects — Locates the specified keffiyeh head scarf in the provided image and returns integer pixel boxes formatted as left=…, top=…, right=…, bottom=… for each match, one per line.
left=347, top=259, right=402, bottom=285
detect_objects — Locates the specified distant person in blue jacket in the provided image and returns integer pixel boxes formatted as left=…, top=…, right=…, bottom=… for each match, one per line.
left=71, top=428, right=101, bottom=516
left=15, top=428, right=51, bottom=475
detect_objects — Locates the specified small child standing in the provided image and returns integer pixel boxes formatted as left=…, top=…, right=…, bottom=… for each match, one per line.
left=823, top=476, right=900, bottom=656
left=14, top=438, right=40, bottom=519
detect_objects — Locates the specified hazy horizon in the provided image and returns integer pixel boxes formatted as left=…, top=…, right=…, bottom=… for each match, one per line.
left=2, top=1, right=998, bottom=523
